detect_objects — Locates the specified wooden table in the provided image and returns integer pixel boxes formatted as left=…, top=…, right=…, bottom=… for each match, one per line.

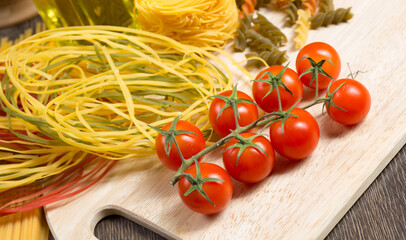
left=1, top=14, right=406, bottom=240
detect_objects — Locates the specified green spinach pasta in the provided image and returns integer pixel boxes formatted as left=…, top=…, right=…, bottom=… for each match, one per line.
left=234, top=14, right=288, bottom=66
left=253, top=13, right=288, bottom=47
left=283, top=0, right=302, bottom=26
left=310, top=7, right=353, bottom=29
left=318, top=0, right=334, bottom=12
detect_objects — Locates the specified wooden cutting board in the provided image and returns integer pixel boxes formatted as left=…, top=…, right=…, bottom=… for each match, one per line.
left=45, top=0, right=406, bottom=239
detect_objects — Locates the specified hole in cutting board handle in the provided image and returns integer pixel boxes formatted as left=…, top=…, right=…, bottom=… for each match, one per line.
left=95, top=215, right=167, bottom=240
left=92, top=207, right=174, bottom=240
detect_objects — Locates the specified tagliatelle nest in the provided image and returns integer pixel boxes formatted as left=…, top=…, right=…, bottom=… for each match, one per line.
left=0, top=26, right=252, bottom=193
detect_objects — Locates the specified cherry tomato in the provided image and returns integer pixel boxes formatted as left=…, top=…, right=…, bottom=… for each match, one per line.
left=296, top=42, right=341, bottom=90
left=269, top=108, right=319, bottom=160
left=327, top=78, right=371, bottom=125
left=252, top=65, right=303, bottom=113
left=155, top=120, right=206, bottom=171
left=209, top=90, right=258, bottom=137
left=223, top=133, right=275, bottom=183
left=178, top=163, right=233, bottom=214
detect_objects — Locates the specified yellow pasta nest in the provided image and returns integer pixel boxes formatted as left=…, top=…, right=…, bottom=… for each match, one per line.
left=0, top=26, right=251, bottom=161
left=0, top=26, right=253, bottom=192
left=134, top=0, right=240, bottom=48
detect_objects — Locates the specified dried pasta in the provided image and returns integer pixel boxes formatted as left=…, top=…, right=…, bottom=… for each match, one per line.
left=246, top=50, right=288, bottom=67
left=301, top=0, right=319, bottom=16
left=234, top=14, right=288, bottom=66
left=281, top=0, right=302, bottom=26
left=134, top=0, right=240, bottom=48
left=239, top=0, right=257, bottom=18
left=310, top=7, right=353, bottom=29
left=0, top=207, right=48, bottom=239
left=271, top=0, right=289, bottom=8
left=318, top=0, right=334, bottom=12
left=253, top=13, right=288, bottom=47
left=293, top=9, right=311, bottom=49
left=0, top=26, right=252, bottom=193
left=256, top=0, right=271, bottom=9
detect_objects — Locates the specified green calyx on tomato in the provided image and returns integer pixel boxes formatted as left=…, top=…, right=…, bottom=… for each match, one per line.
left=296, top=42, right=341, bottom=91
left=180, top=161, right=226, bottom=206
left=323, top=80, right=348, bottom=112
left=269, top=107, right=320, bottom=160
left=223, top=131, right=268, bottom=165
left=151, top=116, right=207, bottom=172
left=252, top=63, right=294, bottom=104
left=298, top=56, right=334, bottom=91
left=262, top=99, right=300, bottom=134
left=223, top=132, right=275, bottom=183
left=252, top=63, right=303, bottom=114
left=210, top=85, right=257, bottom=128
left=149, top=116, right=196, bottom=160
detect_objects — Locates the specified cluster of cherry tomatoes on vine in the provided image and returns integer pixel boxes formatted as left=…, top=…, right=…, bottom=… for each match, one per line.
left=153, top=42, right=371, bottom=215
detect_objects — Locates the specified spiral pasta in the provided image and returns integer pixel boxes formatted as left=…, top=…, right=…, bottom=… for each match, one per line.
left=234, top=14, right=288, bottom=66
left=283, top=0, right=302, bottom=26
left=272, top=0, right=289, bottom=8
left=293, top=9, right=311, bottom=49
left=310, top=7, right=353, bottom=29
left=239, top=0, right=257, bottom=18
left=246, top=50, right=288, bottom=67
left=134, top=0, right=240, bottom=48
left=253, top=13, right=287, bottom=47
left=301, top=0, right=319, bottom=16
left=318, top=0, right=334, bottom=12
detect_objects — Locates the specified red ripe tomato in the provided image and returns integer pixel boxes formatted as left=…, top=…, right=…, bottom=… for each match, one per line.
left=252, top=65, right=303, bottom=113
left=209, top=90, right=258, bottom=137
left=269, top=108, right=319, bottom=160
left=223, top=133, right=275, bottom=183
left=327, top=78, right=371, bottom=125
left=296, top=42, right=341, bottom=90
left=178, top=163, right=233, bottom=214
left=155, top=120, right=206, bottom=171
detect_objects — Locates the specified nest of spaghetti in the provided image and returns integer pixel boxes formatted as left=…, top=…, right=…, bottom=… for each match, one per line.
left=0, top=26, right=251, bottom=215
left=134, top=0, right=240, bottom=48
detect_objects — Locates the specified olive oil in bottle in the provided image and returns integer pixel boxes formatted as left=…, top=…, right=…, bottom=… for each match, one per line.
left=32, top=0, right=136, bottom=29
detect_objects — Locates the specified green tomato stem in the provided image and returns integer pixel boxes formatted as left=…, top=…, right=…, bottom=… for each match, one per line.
left=274, top=82, right=284, bottom=112
left=169, top=95, right=329, bottom=186
left=301, top=98, right=329, bottom=110
left=170, top=110, right=277, bottom=186
left=169, top=58, right=333, bottom=186
left=231, top=100, right=241, bottom=129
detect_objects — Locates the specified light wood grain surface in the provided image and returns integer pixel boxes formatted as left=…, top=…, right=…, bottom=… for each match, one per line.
left=1, top=1, right=406, bottom=240
left=90, top=144, right=406, bottom=240
left=44, top=0, right=406, bottom=239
